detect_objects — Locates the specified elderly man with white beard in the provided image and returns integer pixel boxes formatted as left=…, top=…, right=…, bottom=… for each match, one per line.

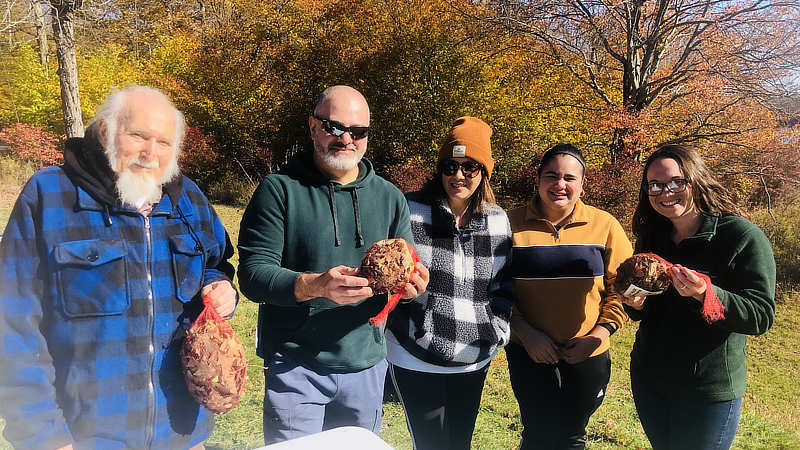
left=0, top=85, right=237, bottom=449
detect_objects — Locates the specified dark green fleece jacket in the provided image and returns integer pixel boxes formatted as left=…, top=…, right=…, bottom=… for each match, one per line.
left=625, top=214, right=776, bottom=401
left=238, top=152, right=413, bottom=372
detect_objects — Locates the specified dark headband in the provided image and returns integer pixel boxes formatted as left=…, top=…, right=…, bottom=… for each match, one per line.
left=539, top=143, right=586, bottom=174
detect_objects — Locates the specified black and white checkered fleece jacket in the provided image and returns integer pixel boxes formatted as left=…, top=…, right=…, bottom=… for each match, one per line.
left=387, top=191, right=513, bottom=367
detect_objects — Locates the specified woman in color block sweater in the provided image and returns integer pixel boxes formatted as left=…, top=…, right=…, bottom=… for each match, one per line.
left=506, top=143, right=633, bottom=449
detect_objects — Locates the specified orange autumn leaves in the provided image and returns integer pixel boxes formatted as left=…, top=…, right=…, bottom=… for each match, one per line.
left=1, top=0, right=796, bottom=204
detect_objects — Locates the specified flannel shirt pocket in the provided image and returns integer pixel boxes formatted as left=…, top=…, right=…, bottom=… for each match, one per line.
left=54, top=238, right=130, bottom=317
left=169, top=234, right=207, bottom=303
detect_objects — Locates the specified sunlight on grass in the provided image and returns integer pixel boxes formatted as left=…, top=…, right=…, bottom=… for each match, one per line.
left=0, top=201, right=798, bottom=449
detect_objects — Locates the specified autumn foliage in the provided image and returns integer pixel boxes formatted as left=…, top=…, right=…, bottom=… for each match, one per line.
left=179, top=126, right=219, bottom=188
left=0, top=123, right=62, bottom=168
left=0, top=0, right=797, bottom=217
left=583, top=159, right=643, bottom=230
left=386, top=159, right=430, bottom=194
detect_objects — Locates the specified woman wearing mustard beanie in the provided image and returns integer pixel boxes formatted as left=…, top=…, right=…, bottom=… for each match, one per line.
left=386, top=116, right=513, bottom=449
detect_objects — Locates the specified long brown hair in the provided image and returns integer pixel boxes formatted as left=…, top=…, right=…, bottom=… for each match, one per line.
left=420, top=164, right=496, bottom=214
left=632, top=144, right=742, bottom=247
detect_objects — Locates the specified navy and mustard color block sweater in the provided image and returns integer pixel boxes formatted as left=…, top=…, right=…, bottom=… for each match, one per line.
left=0, top=128, right=235, bottom=449
left=507, top=198, right=632, bottom=357
left=626, top=214, right=776, bottom=402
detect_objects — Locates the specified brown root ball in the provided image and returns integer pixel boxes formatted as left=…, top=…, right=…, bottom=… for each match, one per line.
left=614, top=253, right=672, bottom=295
left=181, top=319, right=247, bottom=414
left=359, top=238, right=414, bottom=294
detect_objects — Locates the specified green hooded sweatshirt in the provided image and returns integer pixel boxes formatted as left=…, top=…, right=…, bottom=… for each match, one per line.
left=238, top=151, right=413, bottom=372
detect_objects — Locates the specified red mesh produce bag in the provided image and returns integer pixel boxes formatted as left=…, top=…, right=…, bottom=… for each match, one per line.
left=615, top=253, right=725, bottom=324
left=359, top=238, right=420, bottom=327
left=181, top=295, right=247, bottom=413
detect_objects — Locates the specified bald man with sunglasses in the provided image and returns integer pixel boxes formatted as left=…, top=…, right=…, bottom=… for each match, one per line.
left=238, top=85, right=429, bottom=445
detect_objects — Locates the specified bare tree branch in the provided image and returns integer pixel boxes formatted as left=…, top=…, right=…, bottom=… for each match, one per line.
left=474, top=0, right=800, bottom=158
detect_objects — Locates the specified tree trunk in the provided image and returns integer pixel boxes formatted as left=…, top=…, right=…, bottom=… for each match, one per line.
left=51, top=1, right=84, bottom=137
left=609, top=129, right=624, bottom=164
left=32, top=0, right=49, bottom=74
left=610, top=126, right=642, bottom=164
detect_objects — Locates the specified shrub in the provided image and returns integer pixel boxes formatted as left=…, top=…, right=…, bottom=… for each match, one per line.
left=0, top=156, right=36, bottom=186
left=583, top=158, right=643, bottom=232
left=750, top=203, right=800, bottom=285
left=0, top=124, right=62, bottom=168
left=503, top=159, right=539, bottom=209
left=205, top=178, right=256, bottom=207
left=386, top=160, right=430, bottom=193
left=748, top=140, right=800, bottom=208
left=179, top=126, right=274, bottom=205
left=179, top=126, right=219, bottom=187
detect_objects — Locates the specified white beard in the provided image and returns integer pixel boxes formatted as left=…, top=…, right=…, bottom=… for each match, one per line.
left=315, top=142, right=365, bottom=171
left=113, top=155, right=180, bottom=208
left=116, top=170, right=162, bottom=208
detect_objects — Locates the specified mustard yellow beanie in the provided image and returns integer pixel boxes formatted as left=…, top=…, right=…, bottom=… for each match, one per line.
left=438, top=116, right=494, bottom=178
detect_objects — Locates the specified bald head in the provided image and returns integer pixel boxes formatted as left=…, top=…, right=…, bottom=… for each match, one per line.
left=309, top=86, right=371, bottom=183
left=313, top=85, right=370, bottom=125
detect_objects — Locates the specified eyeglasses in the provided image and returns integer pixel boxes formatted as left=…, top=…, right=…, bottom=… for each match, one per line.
left=441, top=159, right=483, bottom=178
left=646, top=178, right=690, bottom=196
left=313, top=115, right=369, bottom=140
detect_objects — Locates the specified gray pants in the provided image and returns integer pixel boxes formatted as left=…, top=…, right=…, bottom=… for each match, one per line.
left=262, top=351, right=388, bottom=445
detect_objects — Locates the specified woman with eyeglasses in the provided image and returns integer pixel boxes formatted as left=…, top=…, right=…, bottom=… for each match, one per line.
left=622, top=144, right=775, bottom=450
left=385, top=116, right=513, bottom=450
left=506, top=143, right=633, bottom=449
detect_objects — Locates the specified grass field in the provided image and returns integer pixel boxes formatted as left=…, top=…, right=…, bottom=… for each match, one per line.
left=1, top=198, right=798, bottom=449
left=199, top=205, right=800, bottom=449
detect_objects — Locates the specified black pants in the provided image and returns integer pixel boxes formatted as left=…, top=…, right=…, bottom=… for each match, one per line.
left=506, top=344, right=611, bottom=450
left=389, top=364, right=490, bottom=450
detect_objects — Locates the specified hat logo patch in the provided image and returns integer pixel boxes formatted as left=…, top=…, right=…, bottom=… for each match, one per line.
left=452, top=145, right=467, bottom=158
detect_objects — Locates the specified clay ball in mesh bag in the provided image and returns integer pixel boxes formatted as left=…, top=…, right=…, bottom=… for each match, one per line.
left=359, top=238, right=414, bottom=294
left=181, top=319, right=247, bottom=414
left=614, top=253, right=672, bottom=296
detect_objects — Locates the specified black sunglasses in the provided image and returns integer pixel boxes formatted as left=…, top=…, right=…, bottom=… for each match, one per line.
left=441, top=159, right=483, bottom=178
left=313, top=115, right=369, bottom=140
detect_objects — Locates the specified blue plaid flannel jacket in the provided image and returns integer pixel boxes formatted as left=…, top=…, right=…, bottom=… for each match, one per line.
left=0, top=163, right=234, bottom=449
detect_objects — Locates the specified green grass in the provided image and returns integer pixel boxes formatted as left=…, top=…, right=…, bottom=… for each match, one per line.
left=0, top=210, right=9, bottom=235
left=0, top=156, right=35, bottom=235
left=213, top=201, right=800, bottom=449
left=1, top=202, right=798, bottom=449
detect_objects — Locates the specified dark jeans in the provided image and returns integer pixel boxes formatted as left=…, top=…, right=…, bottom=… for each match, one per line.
left=389, top=364, right=490, bottom=450
left=631, top=370, right=742, bottom=450
left=506, top=344, right=611, bottom=450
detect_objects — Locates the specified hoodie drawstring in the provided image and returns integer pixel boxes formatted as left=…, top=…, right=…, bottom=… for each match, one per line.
left=103, top=205, right=113, bottom=226
left=328, top=184, right=342, bottom=247
left=351, top=189, right=364, bottom=248
left=327, top=183, right=364, bottom=248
